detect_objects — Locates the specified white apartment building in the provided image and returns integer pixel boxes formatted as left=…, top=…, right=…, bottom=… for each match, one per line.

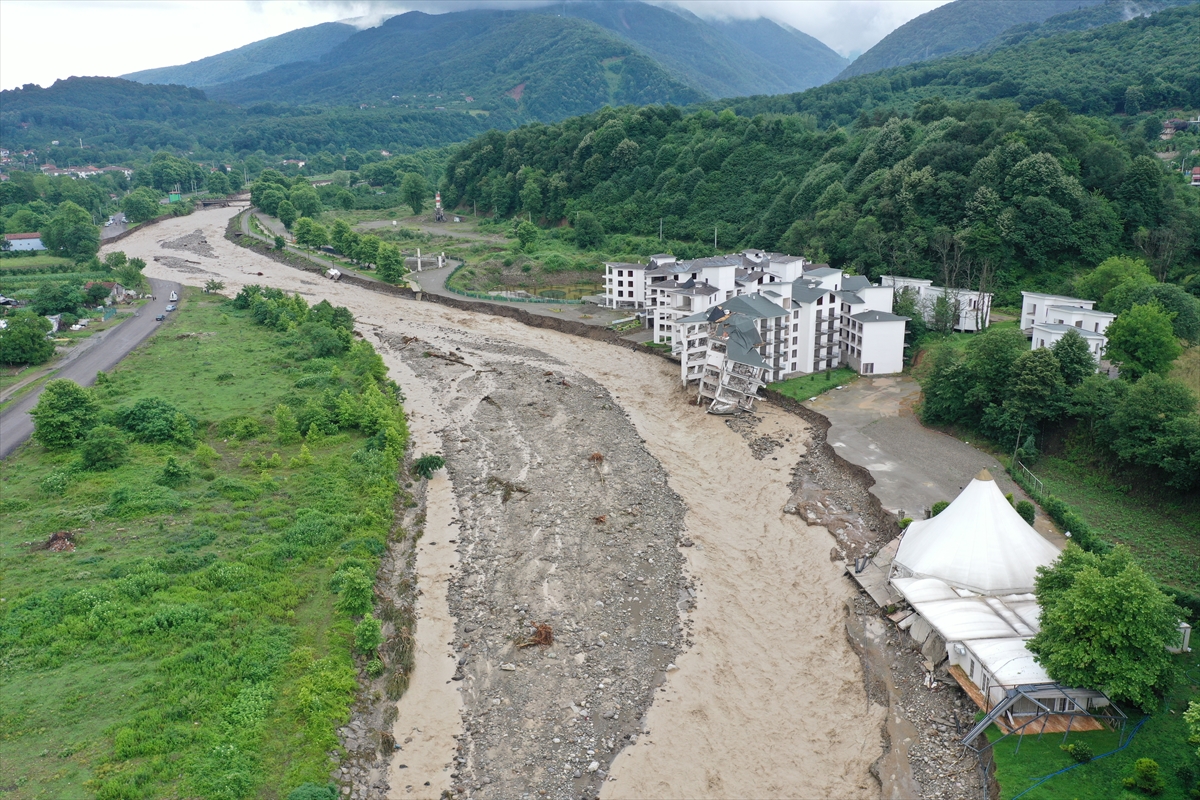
left=1020, top=291, right=1114, bottom=335
left=880, top=276, right=992, bottom=332
left=1031, top=323, right=1107, bottom=359
left=677, top=294, right=789, bottom=408
left=603, top=262, right=649, bottom=310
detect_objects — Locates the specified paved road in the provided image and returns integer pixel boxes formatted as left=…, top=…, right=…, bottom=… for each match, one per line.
left=100, top=211, right=128, bottom=240
left=0, top=276, right=181, bottom=460
left=806, top=375, right=1066, bottom=546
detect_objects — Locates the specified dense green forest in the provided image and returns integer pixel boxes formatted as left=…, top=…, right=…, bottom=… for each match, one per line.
left=836, top=0, right=1106, bottom=80
left=441, top=92, right=1200, bottom=302
left=122, top=21, right=357, bottom=88
left=208, top=11, right=705, bottom=117
left=0, top=77, right=506, bottom=167
left=726, top=5, right=1200, bottom=125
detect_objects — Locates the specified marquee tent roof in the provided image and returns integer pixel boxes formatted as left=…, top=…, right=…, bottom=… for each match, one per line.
left=893, top=470, right=1061, bottom=595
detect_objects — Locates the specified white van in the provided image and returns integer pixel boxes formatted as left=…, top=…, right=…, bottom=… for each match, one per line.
left=169, top=291, right=178, bottom=302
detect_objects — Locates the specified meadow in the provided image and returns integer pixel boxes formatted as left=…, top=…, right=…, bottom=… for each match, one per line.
left=0, top=287, right=408, bottom=799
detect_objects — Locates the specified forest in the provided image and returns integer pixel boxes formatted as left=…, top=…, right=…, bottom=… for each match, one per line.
left=440, top=96, right=1200, bottom=303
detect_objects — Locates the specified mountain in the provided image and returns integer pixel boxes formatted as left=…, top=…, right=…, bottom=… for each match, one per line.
left=724, top=4, right=1200, bottom=124
left=555, top=2, right=847, bottom=97
left=207, top=11, right=704, bottom=121
left=836, top=0, right=1106, bottom=80
left=121, top=22, right=357, bottom=88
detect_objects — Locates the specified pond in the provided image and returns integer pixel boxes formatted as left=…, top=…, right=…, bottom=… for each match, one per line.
left=531, top=283, right=604, bottom=300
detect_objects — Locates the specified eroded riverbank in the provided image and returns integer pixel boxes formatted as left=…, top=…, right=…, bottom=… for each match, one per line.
left=115, top=207, right=887, bottom=799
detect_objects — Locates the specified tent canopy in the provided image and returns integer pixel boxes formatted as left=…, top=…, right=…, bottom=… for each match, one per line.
left=894, top=470, right=1061, bottom=595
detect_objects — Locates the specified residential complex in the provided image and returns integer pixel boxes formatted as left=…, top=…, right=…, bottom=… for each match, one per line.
left=1021, top=291, right=1115, bottom=360
left=878, top=275, right=993, bottom=332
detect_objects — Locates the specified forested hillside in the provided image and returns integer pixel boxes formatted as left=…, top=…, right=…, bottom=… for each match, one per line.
left=442, top=97, right=1199, bottom=303
left=836, top=0, right=1105, bottom=80
left=733, top=4, right=1199, bottom=125
left=0, top=78, right=505, bottom=165
left=121, top=22, right=357, bottom=88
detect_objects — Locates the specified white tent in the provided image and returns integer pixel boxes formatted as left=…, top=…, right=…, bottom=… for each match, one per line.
left=893, top=469, right=1060, bottom=595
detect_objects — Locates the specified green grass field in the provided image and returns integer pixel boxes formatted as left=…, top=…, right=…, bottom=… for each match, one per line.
left=0, top=289, right=407, bottom=799
left=0, top=255, right=76, bottom=271
left=1030, top=456, right=1199, bottom=593
left=987, top=649, right=1198, bottom=800
left=770, top=366, right=859, bottom=401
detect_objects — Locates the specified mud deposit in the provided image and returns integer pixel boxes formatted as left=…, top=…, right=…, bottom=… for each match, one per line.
left=377, top=332, right=691, bottom=800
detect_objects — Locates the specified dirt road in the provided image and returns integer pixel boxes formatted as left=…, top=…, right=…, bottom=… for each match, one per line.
left=111, top=207, right=884, bottom=800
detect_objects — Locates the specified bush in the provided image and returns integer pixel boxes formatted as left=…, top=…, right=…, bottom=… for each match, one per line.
left=113, top=396, right=192, bottom=444
left=899, top=517, right=914, bottom=530
left=354, top=614, right=383, bottom=655
left=30, top=379, right=101, bottom=449
left=79, top=424, right=129, bottom=470
left=931, top=501, right=950, bottom=517
left=365, top=658, right=385, bottom=678
left=333, top=567, right=374, bottom=617
left=287, top=785, right=337, bottom=800
left=1061, top=741, right=1093, bottom=763
left=193, top=443, right=220, bottom=467
left=412, top=453, right=445, bottom=480
left=156, top=456, right=191, bottom=488
left=1124, top=758, right=1165, bottom=795
left=40, top=471, right=70, bottom=496
left=1015, top=500, right=1037, bottom=525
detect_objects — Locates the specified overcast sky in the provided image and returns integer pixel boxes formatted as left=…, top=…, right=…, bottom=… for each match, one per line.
left=0, top=0, right=950, bottom=91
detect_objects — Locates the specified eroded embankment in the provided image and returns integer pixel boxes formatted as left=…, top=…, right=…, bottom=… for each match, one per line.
left=123, top=206, right=888, bottom=800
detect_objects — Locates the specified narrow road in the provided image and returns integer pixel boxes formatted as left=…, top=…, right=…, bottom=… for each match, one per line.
left=0, top=276, right=181, bottom=460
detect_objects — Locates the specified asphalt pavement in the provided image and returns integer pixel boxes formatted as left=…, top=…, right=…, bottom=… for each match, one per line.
left=100, top=212, right=128, bottom=240
left=0, top=276, right=181, bottom=460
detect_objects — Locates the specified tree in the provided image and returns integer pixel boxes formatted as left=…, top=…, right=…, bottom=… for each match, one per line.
left=276, top=199, right=298, bottom=229
left=1028, top=545, right=1181, bottom=711
left=1105, top=302, right=1182, bottom=380
left=515, top=220, right=539, bottom=251
left=334, top=567, right=374, bottom=617
left=32, top=282, right=83, bottom=315
left=413, top=453, right=445, bottom=479
left=274, top=235, right=286, bottom=251
left=354, top=235, right=380, bottom=268
left=0, top=311, right=54, bottom=365
left=1076, top=256, right=1153, bottom=304
left=79, top=424, right=129, bottom=470
left=204, top=279, right=225, bottom=294
left=259, top=189, right=285, bottom=216
left=376, top=243, right=405, bottom=283
left=1006, top=348, right=1068, bottom=425
left=1109, top=372, right=1197, bottom=477
left=574, top=211, right=605, bottom=249
left=42, top=201, right=99, bottom=260
left=1050, top=329, right=1096, bottom=387
left=399, top=172, right=429, bottom=215
left=292, top=217, right=328, bottom=250
left=29, top=379, right=101, bottom=449
left=1105, top=282, right=1200, bottom=344
left=1185, top=701, right=1200, bottom=760
left=85, top=282, right=112, bottom=306
left=290, top=186, right=322, bottom=218
left=116, top=257, right=147, bottom=290
left=121, top=188, right=161, bottom=223
left=274, top=403, right=300, bottom=445
left=929, top=293, right=959, bottom=335
left=206, top=171, right=229, bottom=195
left=103, top=251, right=127, bottom=272
left=330, top=218, right=352, bottom=252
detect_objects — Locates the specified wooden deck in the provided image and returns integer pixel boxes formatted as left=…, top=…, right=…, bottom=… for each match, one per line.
left=948, top=665, right=1104, bottom=734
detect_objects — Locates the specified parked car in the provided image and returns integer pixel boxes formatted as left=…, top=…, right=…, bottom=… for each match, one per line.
left=155, top=314, right=165, bottom=321
left=164, top=304, right=177, bottom=312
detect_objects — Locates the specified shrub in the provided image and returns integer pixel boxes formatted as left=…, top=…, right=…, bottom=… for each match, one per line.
left=193, top=443, right=220, bottom=467
left=1124, top=758, right=1165, bottom=795
left=106, top=484, right=184, bottom=518
left=1015, top=500, right=1037, bottom=525
left=354, top=614, right=383, bottom=655
left=334, top=567, right=374, bottom=617
left=413, top=453, right=445, bottom=480
left=287, top=784, right=337, bottom=800
left=80, top=424, right=129, bottom=470
left=40, top=471, right=70, bottom=496
left=30, top=379, right=101, bottom=449
left=365, top=658, right=385, bottom=677
left=114, top=396, right=190, bottom=443
left=156, top=456, right=191, bottom=488
left=288, top=444, right=315, bottom=468
left=1061, top=741, right=1093, bottom=763
left=899, top=517, right=913, bottom=530
left=931, top=501, right=949, bottom=517
left=274, top=404, right=301, bottom=445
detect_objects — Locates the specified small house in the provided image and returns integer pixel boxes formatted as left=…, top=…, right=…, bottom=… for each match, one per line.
left=4, top=232, right=46, bottom=251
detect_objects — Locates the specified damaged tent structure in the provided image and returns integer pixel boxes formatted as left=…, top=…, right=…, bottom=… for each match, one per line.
left=888, top=470, right=1121, bottom=742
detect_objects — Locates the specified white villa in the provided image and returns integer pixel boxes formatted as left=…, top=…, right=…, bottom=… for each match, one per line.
left=889, top=470, right=1115, bottom=731
left=1021, top=291, right=1116, bottom=360
left=879, top=275, right=993, bottom=332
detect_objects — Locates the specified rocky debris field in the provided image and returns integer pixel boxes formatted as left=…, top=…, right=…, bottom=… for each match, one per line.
left=151, top=255, right=220, bottom=275
left=161, top=228, right=217, bottom=259
left=377, top=331, right=692, bottom=800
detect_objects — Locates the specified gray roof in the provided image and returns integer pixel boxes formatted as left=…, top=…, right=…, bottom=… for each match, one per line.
left=835, top=291, right=865, bottom=305
left=651, top=253, right=674, bottom=260
left=766, top=252, right=803, bottom=263
left=677, top=310, right=710, bottom=324
left=718, top=293, right=786, bottom=320
left=842, top=276, right=871, bottom=292
left=805, top=267, right=841, bottom=278
left=851, top=310, right=909, bottom=323
left=688, top=255, right=742, bottom=269
left=712, top=315, right=767, bottom=369
left=792, top=283, right=831, bottom=304
left=606, top=262, right=643, bottom=269
left=737, top=270, right=773, bottom=284
left=1032, top=323, right=1106, bottom=339
left=675, top=283, right=718, bottom=296
left=1047, top=304, right=1112, bottom=316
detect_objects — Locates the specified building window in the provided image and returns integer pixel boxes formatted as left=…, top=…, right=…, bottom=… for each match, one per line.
left=817, top=296, right=823, bottom=305
left=618, top=291, right=624, bottom=298
left=969, top=658, right=976, bottom=679
left=863, top=363, right=874, bottom=374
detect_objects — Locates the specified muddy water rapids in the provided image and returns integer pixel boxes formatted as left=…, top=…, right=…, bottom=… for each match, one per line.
left=109, top=207, right=886, bottom=799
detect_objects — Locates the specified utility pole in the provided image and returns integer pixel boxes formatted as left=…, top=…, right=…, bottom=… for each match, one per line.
left=714, top=224, right=717, bottom=251
left=659, top=218, right=663, bottom=241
